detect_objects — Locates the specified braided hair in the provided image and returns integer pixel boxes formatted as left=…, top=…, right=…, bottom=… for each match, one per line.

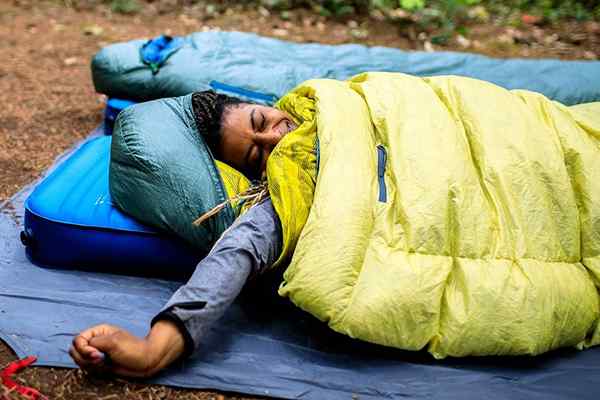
left=191, top=90, right=247, bottom=157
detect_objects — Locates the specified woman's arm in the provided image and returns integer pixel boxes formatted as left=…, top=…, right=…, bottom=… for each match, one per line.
left=70, top=198, right=283, bottom=376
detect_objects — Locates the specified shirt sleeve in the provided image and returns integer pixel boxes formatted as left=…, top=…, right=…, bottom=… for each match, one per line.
left=151, top=198, right=282, bottom=357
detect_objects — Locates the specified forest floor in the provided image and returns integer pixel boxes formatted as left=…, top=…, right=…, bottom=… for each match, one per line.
left=1, top=1, right=599, bottom=398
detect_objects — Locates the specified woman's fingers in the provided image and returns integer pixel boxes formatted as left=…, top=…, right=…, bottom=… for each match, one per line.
left=72, top=335, right=100, bottom=359
left=79, top=324, right=119, bottom=340
left=69, top=345, right=102, bottom=368
left=71, top=324, right=119, bottom=366
left=88, top=333, right=118, bottom=354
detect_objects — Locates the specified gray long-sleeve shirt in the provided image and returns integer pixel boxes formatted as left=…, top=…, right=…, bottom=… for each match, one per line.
left=152, top=198, right=282, bottom=356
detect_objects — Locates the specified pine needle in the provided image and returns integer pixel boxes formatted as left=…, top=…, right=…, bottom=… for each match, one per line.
left=193, top=181, right=269, bottom=226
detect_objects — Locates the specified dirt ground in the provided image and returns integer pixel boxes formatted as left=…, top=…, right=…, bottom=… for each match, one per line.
left=0, top=1, right=599, bottom=399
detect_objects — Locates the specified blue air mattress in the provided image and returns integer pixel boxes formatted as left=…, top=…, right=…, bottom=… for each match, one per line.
left=22, top=134, right=200, bottom=279
left=104, top=98, right=136, bottom=135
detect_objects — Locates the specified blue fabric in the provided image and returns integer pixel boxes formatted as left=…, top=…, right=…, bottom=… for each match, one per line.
left=209, top=80, right=278, bottom=104
left=22, top=134, right=200, bottom=279
left=92, top=31, right=600, bottom=105
left=140, top=35, right=184, bottom=74
left=104, top=98, right=136, bottom=134
left=2, top=133, right=600, bottom=400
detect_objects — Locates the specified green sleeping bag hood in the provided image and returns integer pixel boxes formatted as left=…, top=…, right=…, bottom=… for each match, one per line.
left=109, top=94, right=235, bottom=255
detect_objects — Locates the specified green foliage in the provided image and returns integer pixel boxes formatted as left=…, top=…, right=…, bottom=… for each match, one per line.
left=519, top=0, right=597, bottom=21
left=108, top=0, right=141, bottom=14
left=260, top=0, right=293, bottom=10
left=370, top=0, right=394, bottom=11
left=331, top=0, right=599, bottom=22
left=400, top=0, right=425, bottom=10
left=369, top=0, right=597, bottom=43
left=316, top=0, right=357, bottom=16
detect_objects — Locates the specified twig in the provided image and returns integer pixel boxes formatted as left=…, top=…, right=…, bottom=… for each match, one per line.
left=193, top=182, right=269, bottom=226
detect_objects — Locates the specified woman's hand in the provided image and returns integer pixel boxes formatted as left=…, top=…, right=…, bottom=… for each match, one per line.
left=69, top=321, right=185, bottom=378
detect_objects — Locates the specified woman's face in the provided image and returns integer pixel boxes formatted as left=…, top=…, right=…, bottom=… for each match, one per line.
left=218, top=104, right=297, bottom=179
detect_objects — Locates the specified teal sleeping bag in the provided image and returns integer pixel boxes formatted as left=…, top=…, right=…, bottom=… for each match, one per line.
left=92, top=31, right=600, bottom=105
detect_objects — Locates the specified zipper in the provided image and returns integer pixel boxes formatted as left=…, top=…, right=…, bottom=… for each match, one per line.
left=377, top=145, right=387, bottom=203
left=315, top=136, right=320, bottom=174
left=209, top=80, right=278, bottom=105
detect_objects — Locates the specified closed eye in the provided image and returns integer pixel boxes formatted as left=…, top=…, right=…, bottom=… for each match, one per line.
left=260, top=113, right=266, bottom=132
left=250, top=109, right=256, bottom=131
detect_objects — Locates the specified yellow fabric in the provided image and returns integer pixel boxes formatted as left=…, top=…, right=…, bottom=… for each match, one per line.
left=267, top=90, right=319, bottom=267
left=269, top=72, right=600, bottom=358
left=215, top=160, right=251, bottom=216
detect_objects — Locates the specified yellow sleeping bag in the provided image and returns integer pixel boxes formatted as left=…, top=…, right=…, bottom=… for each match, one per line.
left=268, top=72, right=600, bottom=358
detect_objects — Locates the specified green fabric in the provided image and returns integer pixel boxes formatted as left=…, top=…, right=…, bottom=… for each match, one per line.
left=110, top=95, right=234, bottom=255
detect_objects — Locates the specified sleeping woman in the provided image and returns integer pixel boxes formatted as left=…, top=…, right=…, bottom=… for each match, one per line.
left=70, top=72, right=600, bottom=376
left=69, top=90, right=295, bottom=377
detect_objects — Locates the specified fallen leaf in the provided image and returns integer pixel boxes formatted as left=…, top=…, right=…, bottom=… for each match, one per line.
left=272, top=28, right=288, bottom=37
left=468, top=5, right=490, bottom=23
left=497, top=33, right=515, bottom=45
left=543, top=33, right=559, bottom=45
left=532, top=27, right=545, bottom=41
left=471, top=40, right=483, bottom=50
left=456, top=34, right=471, bottom=48
left=350, top=28, right=369, bottom=39
left=63, top=57, right=79, bottom=66
left=370, top=9, right=386, bottom=21
left=205, top=4, right=217, bottom=15
left=258, top=7, right=270, bottom=18
left=521, top=14, right=542, bottom=25
left=178, top=13, right=197, bottom=27
left=83, top=24, right=104, bottom=36
left=389, top=8, right=410, bottom=19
